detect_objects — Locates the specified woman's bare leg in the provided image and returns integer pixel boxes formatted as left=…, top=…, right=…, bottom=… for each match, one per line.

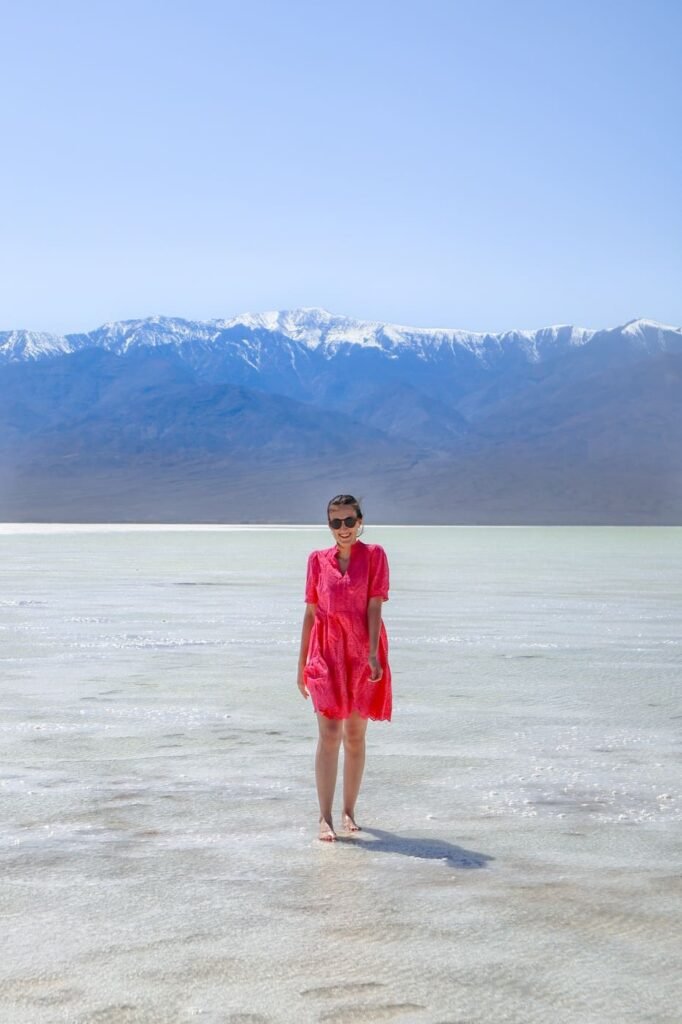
left=315, top=713, right=343, bottom=839
left=342, top=711, right=368, bottom=830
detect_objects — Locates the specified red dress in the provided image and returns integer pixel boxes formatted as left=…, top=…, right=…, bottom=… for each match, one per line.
left=303, top=540, right=392, bottom=721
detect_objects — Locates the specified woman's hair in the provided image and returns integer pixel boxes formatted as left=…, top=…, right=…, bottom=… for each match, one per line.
left=327, top=494, right=363, bottom=520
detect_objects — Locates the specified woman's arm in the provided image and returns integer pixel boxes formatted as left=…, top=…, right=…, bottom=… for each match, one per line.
left=367, top=596, right=384, bottom=681
left=297, top=603, right=317, bottom=697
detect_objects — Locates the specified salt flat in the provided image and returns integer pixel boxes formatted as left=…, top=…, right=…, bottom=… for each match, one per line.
left=1, top=525, right=680, bottom=1024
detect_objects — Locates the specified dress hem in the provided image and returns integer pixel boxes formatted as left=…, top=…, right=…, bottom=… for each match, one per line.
left=314, top=706, right=392, bottom=723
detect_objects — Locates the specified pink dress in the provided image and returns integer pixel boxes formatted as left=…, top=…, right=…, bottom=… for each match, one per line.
left=303, top=540, right=392, bottom=721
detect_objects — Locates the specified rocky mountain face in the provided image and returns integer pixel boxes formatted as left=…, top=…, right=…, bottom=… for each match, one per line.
left=0, top=309, right=680, bottom=523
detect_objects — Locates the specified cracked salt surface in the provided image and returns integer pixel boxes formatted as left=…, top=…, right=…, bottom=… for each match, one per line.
left=0, top=525, right=680, bottom=1023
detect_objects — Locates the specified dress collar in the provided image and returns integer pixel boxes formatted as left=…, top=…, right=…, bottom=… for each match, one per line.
left=326, top=538, right=364, bottom=560
left=325, top=538, right=364, bottom=574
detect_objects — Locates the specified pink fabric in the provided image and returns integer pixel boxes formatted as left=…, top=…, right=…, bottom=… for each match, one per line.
left=303, top=540, right=392, bottom=721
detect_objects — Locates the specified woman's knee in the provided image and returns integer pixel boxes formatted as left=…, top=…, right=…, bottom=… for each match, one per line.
left=343, top=720, right=367, bottom=750
left=318, top=718, right=343, bottom=748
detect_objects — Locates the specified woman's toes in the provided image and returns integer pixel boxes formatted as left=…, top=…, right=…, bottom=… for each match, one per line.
left=342, top=811, right=361, bottom=832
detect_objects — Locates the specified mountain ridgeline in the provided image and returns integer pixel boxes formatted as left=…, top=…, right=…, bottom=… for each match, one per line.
left=1, top=309, right=680, bottom=523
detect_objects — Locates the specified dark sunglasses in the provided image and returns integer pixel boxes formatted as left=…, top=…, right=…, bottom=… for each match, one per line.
left=328, top=516, right=359, bottom=530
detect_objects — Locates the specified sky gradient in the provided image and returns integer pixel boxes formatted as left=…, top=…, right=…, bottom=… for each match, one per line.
left=2, top=0, right=680, bottom=334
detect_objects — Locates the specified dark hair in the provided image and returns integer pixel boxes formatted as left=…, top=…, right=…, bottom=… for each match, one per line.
left=327, top=494, right=363, bottom=520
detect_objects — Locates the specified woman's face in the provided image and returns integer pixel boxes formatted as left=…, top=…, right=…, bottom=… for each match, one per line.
left=328, top=504, right=362, bottom=545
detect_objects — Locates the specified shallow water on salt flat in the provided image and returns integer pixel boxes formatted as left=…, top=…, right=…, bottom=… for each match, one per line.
left=1, top=524, right=680, bottom=1024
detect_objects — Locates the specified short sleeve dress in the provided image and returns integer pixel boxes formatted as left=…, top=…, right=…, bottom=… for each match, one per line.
left=303, top=539, right=392, bottom=721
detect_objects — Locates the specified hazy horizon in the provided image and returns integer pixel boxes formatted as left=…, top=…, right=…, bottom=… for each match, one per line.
left=3, top=307, right=681, bottom=339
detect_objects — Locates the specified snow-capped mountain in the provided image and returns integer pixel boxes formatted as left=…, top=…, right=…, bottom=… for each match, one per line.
left=2, top=308, right=681, bottom=367
left=1, top=309, right=680, bottom=523
left=0, top=329, right=75, bottom=362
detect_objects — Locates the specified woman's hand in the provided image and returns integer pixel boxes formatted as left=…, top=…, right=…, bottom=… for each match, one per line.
left=297, top=665, right=309, bottom=699
left=368, top=654, right=383, bottom=682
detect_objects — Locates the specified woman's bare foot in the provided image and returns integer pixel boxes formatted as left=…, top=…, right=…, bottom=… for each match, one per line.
left=319, top=816, right=337, bottom=842
left=342, top=810, right=361, bottom=833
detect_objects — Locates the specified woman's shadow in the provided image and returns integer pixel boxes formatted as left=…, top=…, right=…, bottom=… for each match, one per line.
left=343, top=826, right=493, bottom=869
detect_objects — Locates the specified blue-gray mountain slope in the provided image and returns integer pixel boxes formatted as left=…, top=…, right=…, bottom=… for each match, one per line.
left=0, top=309, right=680, bottom=523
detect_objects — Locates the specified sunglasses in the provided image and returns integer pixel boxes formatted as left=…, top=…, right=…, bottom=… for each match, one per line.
left=328, top=516, right=359, bottom=530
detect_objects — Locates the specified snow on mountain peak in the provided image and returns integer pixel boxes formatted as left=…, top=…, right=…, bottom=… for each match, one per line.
left=0, top=329, right=73, bottom=362
left=0, top=311, right=679, bottom=368
left=78, top=316, right=222, bottom=355
left=622, top=317, right=682, bottom=335
left=223, top=307, right=384, bottom=348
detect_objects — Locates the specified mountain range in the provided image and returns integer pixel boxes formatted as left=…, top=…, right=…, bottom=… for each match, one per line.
left=1, top=308, right=680, bottom=523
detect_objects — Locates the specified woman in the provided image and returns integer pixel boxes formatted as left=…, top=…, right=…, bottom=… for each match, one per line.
left=297, top=494, right=392, bottom=841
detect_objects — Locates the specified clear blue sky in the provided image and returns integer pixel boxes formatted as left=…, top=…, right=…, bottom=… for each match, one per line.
left=2, top=0, right=680, bottom=334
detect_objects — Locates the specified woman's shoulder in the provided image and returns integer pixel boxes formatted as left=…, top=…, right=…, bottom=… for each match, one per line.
left=307, top=546, right=335, bottom=562
left=358, top=540, right=388, bottom=559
